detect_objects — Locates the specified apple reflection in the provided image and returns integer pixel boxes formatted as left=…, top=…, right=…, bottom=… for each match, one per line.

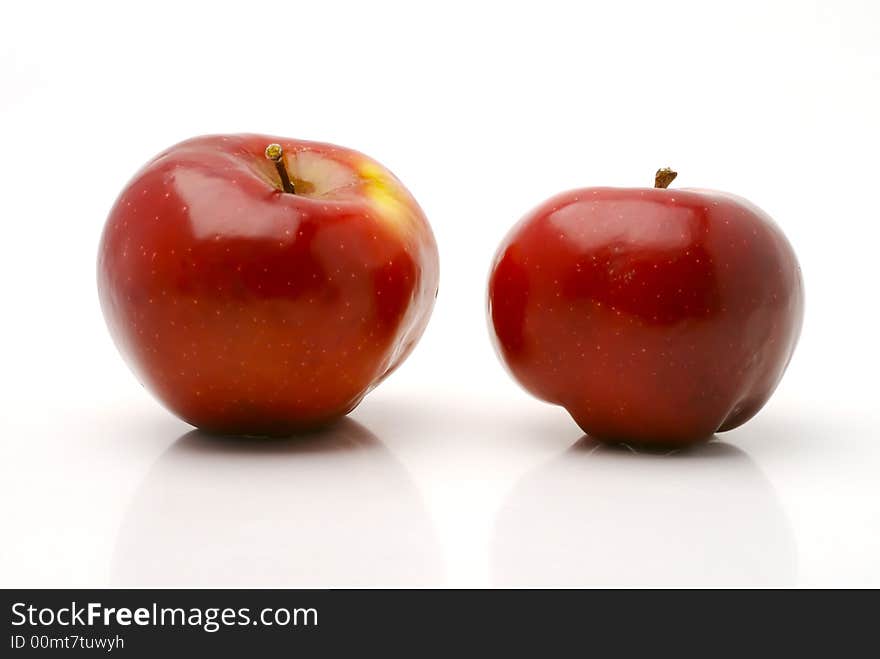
left=492, top=439, right=795, bottom=587
left=113, top=419, right=443, bottom=586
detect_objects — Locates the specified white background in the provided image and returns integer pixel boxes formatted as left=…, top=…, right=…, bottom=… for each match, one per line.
left=1, top=0, right=878, bottom=587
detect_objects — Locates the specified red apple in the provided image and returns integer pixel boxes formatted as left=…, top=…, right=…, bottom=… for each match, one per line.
left=98, top=134, right=439, bottom=435
left=488, top=169, right=803, bottom=446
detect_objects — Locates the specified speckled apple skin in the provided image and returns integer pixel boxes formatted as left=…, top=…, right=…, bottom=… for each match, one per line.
left=488, top=186, right=803, bottom=446
left=98, top=134, right=439, bottom=435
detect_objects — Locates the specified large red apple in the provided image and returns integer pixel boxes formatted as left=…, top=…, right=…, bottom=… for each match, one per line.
left=98, top=134, right=439, bottom=435
left=488, top=169, right=803, bottom=446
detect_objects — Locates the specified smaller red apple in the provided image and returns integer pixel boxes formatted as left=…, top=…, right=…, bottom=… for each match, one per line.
left=488, top=169, right=804, bottom=446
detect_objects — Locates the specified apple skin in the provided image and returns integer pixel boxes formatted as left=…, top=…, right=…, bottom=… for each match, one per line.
left=98, top=134, right=438, bottom=435
left=489, top=185, right=803, bottom=446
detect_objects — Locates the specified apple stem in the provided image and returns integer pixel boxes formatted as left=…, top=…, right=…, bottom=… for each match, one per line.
left=654, top=168, right=678, bottom=189
left=265, top=144, right=296, bottom=194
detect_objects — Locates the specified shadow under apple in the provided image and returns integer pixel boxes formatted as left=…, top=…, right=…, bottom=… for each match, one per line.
left=491, top=438, right=796, bottom=587
left=112, top=418, right=443, bottom=587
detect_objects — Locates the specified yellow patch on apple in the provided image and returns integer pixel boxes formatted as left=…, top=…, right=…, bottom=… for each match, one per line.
left=359, top=160, right=416, bottom=230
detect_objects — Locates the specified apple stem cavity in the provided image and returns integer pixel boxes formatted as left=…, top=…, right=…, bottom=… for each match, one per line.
left=654, top=167, right=678, bottom=189
left=265, top=144, right=296, bottom=194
